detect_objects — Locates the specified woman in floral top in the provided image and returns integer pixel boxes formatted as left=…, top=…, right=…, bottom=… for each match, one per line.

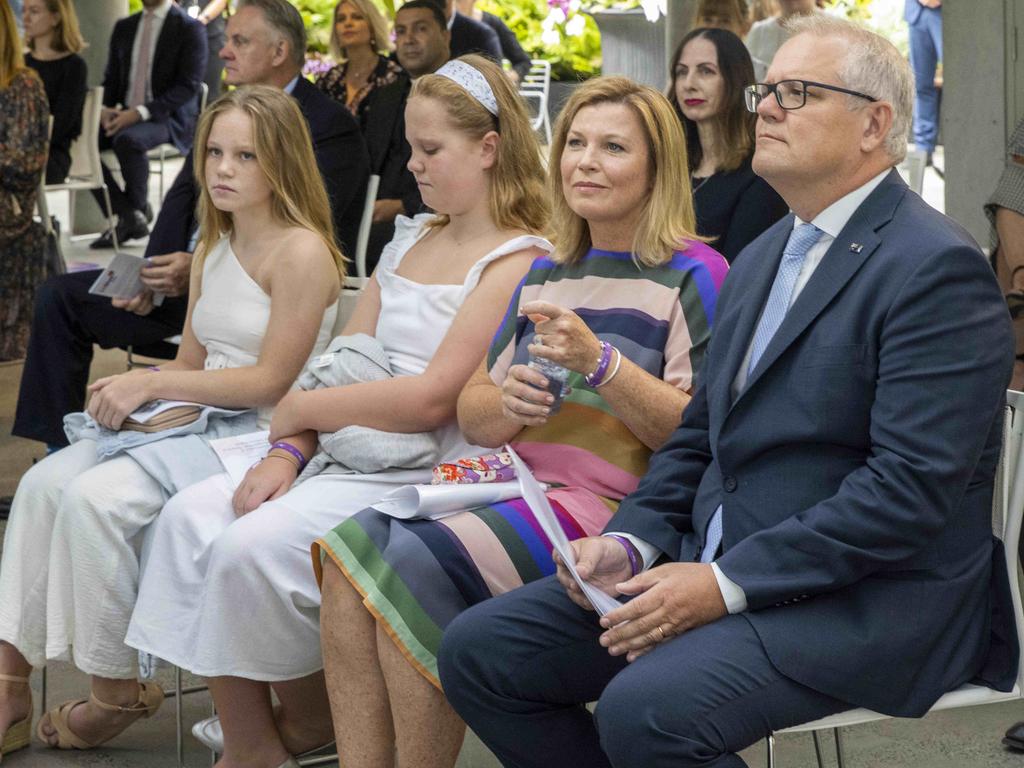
left=0, top=0, right=49, bottom=361
left=315, top=0, right=403, bottom=126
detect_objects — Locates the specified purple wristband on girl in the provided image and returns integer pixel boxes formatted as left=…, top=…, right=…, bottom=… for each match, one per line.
left=605, top=534, right=640, bottom=577
left=585, top=341, right=613, bottom=387
left=270, top=441, right=307, bottom=470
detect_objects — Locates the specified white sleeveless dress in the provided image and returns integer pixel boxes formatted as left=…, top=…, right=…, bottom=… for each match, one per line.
left=0, top=235, right=338, bottom=679
left=125, top=216, right=551, bottom=681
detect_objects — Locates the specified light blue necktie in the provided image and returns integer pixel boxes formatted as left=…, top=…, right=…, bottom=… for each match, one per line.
left=700, top=222, right=824, bottom=564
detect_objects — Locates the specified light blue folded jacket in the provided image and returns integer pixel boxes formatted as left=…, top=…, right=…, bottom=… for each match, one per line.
left=63, top=406, right=258, bottom=495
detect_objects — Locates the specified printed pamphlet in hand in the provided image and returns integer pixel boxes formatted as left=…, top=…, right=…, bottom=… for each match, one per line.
left=87, top=252, right=165, bottom=305
left=505, top=444, right=621, bottom=616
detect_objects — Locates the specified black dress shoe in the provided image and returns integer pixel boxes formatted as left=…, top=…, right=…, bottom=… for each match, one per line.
left=1003, top=721, right=1024, bottom=750
left=89, top=209, right=150, bottom=249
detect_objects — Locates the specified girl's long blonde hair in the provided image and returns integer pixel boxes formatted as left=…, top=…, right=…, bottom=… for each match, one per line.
left=192, top=86, right=345, bottom=277
left=548, top=76, right=703, bottom=267
left=1, top=1, right=27, bottom=87
left=411, top=54, right=548, bottom=235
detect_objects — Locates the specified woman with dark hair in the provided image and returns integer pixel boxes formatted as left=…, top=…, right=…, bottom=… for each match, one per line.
left=669, top=27, right=788, bottom=262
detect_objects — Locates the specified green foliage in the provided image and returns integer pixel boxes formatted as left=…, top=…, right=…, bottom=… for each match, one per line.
left=478, top=0, right=603, bottom=81
left=129, top=0, right=142, bottom=12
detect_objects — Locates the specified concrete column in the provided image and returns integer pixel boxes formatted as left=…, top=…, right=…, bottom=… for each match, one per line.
left=665, top=0, right=697, bottom=57
left=71, top=0, right=130, bottom=236
left=941, top=0, right=1006, bottom=245
left=592, top=9, right=667, bottom=89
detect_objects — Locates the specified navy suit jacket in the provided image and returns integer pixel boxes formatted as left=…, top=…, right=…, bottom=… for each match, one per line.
left=450, top=12, right=502, bottom=61
left=607, top=170, right=1018, bottom=717
left=147, top=76, right=370, bottom=259
left=103, top=4, right=207, bottom=152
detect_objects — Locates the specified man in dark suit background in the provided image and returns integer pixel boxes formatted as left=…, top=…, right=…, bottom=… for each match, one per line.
left=433, top=0, right=500, bottom=61
left=13, top=0, right=369, bottom=450
left=439, top=16, right=1017, bottom=768
left=91, top=0, right=207, bottom=248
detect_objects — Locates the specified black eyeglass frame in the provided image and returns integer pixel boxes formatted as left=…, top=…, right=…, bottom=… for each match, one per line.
left=744, top=79, right=880, bottom=112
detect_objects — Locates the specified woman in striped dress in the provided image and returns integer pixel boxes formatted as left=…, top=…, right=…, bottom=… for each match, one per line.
left=313, top=76, right=729, bottom=768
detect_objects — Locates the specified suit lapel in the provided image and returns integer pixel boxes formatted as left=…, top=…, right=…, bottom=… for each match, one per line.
left=730, top=170, right=906, bottom=409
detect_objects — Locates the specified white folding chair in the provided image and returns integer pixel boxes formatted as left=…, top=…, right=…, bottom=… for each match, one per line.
left=765, top=387, right=1024, bottom=767
left=148, top=83, right=209, bottom=201
left=44, top=86, right=119, bottom=249
left=518, top=59, right=552, bottom=145
left=354, top=174, right=380, bottom=280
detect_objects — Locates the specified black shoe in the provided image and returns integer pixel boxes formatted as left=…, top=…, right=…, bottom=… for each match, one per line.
left=89, top=209, right=149, bottom=249
left=0, top=496, right=10, bottom=520
left=1003, top=722, right=1024, bottom=751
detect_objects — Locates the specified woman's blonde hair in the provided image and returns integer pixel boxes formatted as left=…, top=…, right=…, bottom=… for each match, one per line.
left=193, top=85, right=345, bottom=276
left=27, top=0, right=86, bottom=54
left=548, top=76, right=702, bottom=267
left=329, top=0, right=391, bottom=60
left=411, top=54, right=548, bottom=235
left=1, top=1, right=27, bottom=87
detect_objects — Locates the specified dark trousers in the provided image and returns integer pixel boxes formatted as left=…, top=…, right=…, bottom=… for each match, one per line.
left=93, top=120, right=172, bottom=217
left=12, top=269, right=188, bottom=446
left=908, top=7, right=942, bottom=152
left=439, top=577, right=849, bottom=768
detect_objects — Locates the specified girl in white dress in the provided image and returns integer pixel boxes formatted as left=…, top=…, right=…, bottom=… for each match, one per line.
left=126, top=56, right=551, bottom=768
left=0, top=85, right=342, bottom=757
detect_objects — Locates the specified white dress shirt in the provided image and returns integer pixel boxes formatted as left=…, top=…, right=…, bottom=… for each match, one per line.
left=607, top=168, right=891, bottom=614
left=128, top=0, right=173, bottom=122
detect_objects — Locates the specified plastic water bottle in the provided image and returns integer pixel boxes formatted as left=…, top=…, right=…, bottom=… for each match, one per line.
left=528, top=354, right=570, bottom=415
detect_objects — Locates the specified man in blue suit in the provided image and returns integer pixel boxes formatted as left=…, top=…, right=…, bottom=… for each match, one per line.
left=91, top=0, right=207, bottom=247
left=439, top=16, right=1016, bottom=768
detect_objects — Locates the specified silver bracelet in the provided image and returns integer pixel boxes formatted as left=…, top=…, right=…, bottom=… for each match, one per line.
left=594, top=347, right=622, bottom=388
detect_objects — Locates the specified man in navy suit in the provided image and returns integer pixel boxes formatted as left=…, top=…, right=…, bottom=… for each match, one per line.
left=439, top=16, right=1017, bottom=768
left=433, top=0, right=501, bottom=61
left=12, top=0, right=369, bottom=451
left=90, top=0, right=207, bottom=248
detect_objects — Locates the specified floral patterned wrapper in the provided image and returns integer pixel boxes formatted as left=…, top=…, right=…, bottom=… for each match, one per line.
left=432, top=451, right=517, bottom=484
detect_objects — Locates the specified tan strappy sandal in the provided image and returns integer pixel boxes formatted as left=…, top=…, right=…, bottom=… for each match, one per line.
left=0, top=673, right=32, bottom=762
left=36, top=680, right=164, bottom=750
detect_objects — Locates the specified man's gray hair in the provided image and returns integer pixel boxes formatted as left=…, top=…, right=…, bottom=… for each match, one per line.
left=785, top=14, right=913, bottom=162
left=237, top=0, right=307, bottom=71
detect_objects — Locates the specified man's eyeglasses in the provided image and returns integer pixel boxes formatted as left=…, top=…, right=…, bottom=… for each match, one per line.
left=744, top=80, right=879, bottom=112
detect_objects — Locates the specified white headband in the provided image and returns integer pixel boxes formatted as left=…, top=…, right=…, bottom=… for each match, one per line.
left=435, top=60, right=499, bottom=117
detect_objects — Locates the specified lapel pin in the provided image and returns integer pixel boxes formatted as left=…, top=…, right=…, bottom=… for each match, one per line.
left=849, top=243, right=863, bottom=253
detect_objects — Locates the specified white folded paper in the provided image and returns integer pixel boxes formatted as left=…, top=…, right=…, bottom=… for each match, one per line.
left=209, top=430, right=271, bottom=487
left=370, top=481, right=526, bottom=521
left=506, top=444, right=622, bottom=616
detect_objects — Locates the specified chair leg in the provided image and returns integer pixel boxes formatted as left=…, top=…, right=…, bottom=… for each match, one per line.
left=176, top=665, right=184, bottom=768
left=833, top=727, right=846, bottom=768
left=765, top=733, right=776, bottom=768
left=811, top=731, right=826, bottom=768
left=40, top=665, right=47, bottom=716
left=210, top=699, right=217, bottom=767
left=101, top=185, right=119, bottom=250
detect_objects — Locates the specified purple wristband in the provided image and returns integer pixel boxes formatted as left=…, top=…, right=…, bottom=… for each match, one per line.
left=606, top=534, right=640, bottom=577
left=585, top=341, right=613, bottom=387
left=147, top=366, right=160, bottom=372
left=270, top=441, right=307, bottom=470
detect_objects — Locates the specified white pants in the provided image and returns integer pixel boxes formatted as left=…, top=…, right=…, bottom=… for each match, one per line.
left=126, top=467, right=432, bottom=682
left=0, top=440, right=167, bottom=678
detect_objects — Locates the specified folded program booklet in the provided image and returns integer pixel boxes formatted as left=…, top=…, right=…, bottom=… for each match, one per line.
left=88, top=252, right=164, bottom=305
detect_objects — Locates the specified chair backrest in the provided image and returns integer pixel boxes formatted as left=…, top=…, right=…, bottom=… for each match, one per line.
left=199, top=81, right=209, bottom=113
left=997, top=388, right=1024, bottom=692
left=332, top=275, right=369, bottom=337
left=37, top=116, right=54, bottom=233
left=896, top=148, right=927, bottom=195
left=354, top=174, right=381, bottom=280
left=520, top=59, right=551, bottom=95
left=65, top=86, right=104, bottom=184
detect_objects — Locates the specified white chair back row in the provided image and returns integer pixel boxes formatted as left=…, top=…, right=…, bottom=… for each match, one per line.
left=518, top=59, right=552, bottom=144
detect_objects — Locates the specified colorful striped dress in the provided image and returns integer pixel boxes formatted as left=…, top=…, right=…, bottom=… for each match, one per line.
left=312, top=243, right=728, bottom=686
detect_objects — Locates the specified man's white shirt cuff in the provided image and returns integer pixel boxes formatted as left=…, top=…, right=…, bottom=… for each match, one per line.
left=135, top=105, right=151, bottom=122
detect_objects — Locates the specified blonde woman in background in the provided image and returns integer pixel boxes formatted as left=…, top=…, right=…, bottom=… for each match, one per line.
left=315, top=0, right=402, bottom=122
left=0, top=85, right=341, bottom=754
left=21, top=0, right=87, bottom=183
left=0, top=0, right=48, bottom=363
